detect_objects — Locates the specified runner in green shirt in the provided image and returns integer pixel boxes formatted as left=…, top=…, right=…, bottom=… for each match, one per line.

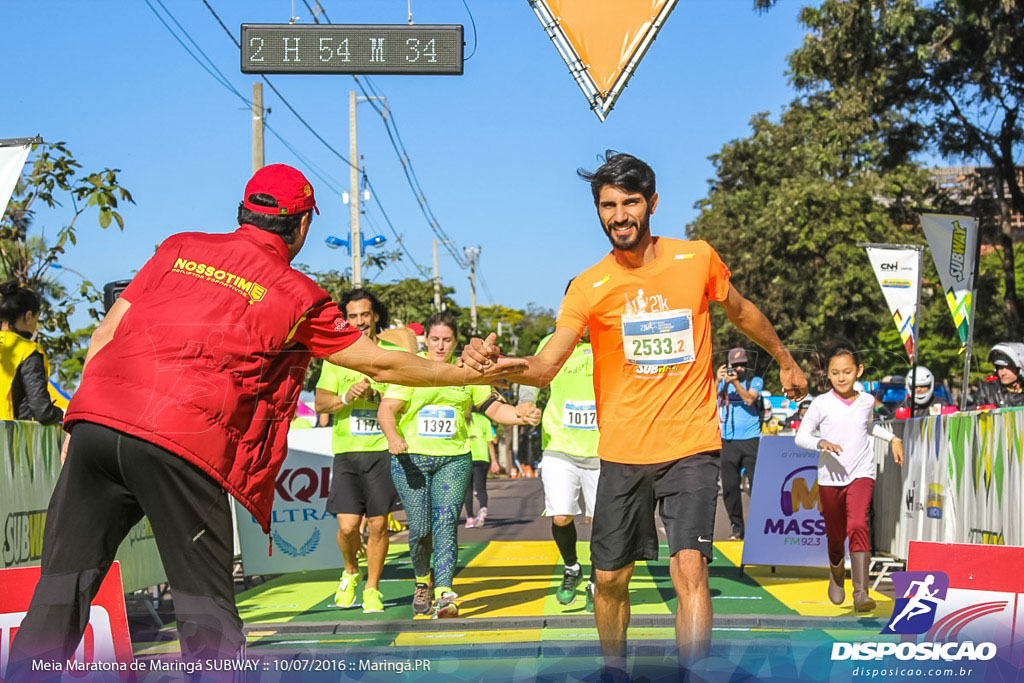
left=314, top=289, right=405, bottom=614
left=378, top=311, right=540, bottom=618
left=519, top=332, right=600, bottom=610
left=463, top=410, right=498, bottom=528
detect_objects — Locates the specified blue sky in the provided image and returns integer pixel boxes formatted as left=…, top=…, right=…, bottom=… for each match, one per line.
left=4, top=0, right=807, bottom=322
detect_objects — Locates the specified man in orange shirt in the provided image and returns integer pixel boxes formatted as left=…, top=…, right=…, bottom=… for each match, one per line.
left=463, top=152, right=807, bottom=679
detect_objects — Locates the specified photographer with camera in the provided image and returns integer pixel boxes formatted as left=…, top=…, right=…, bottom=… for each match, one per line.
left=716, top=347, right=763, bottom=541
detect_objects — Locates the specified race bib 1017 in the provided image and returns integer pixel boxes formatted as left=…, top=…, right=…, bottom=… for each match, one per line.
left=562, top=400, right=597, bottom=430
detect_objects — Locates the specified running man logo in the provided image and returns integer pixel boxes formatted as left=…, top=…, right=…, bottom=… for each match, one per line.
left=883, top=571, right=949, bottom=634
left=172, top=258, right=269, bottom=305
left=2, top=510, right=47, bottom=567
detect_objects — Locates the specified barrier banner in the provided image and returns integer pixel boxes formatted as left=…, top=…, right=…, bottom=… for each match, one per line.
left=873, top=410, right=1024, bottom=558
left=887, top=415, right=949, bottom=559
left=865, top=245, right=921, bottom=359
left=946, top=410, right=1021, bottom=547
left=0, top=561, right=134, bottom=678
left=0, top=421, right=165, bottom=592
left=920, top=213, right=977, bottom=346
left=741, top=436, right=829, bottom=568
left=236, top=429, right=341, bottom=575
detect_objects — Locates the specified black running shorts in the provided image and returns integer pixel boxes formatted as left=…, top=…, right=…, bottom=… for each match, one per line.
left=590, top=451, right=721, bottom=571
left=326, top=450, right=400, bottom=518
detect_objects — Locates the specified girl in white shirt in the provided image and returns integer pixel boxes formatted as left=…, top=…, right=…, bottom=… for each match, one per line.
left=795, top=343, right=904, bottom=612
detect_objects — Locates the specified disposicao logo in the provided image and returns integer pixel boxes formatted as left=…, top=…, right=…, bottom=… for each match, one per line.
left=884, top=571, right=949, bottom=634
left=831, top=570, right=998, bottom=662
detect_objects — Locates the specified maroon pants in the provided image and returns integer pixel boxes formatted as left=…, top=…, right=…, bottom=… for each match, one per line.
left=818, top=477, right=873, bottom=565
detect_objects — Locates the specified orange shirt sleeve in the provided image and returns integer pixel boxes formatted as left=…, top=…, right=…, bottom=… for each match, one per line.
left=705, top=242, right=732, bottom=302
left=555, top=276, right=589, bottom=336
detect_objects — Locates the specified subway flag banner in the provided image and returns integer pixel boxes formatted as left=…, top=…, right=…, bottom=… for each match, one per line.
left=865, top=246, right=921, bottom=360
left=920, top=214, right=977, bottom=347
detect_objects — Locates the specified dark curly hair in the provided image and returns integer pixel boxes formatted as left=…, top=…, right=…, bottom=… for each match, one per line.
left=577, top=151, right=656, bottom=204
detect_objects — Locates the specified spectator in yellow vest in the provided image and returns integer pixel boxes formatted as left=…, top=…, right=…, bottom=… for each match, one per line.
left=0, top=280, right=62, bottom=424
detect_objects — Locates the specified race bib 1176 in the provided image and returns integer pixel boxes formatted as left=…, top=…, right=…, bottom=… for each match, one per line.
left=349, top=409, right=382, bottom=436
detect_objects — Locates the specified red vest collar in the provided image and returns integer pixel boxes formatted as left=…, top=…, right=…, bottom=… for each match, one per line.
left=236, top=224, right=291, bottom=262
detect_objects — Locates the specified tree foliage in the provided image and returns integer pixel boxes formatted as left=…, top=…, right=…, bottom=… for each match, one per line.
left=759, top=0, right=1024, bottom=334
left=688, top=96, right=963, bottom=391
left=0, top=142, right=133, bottom=384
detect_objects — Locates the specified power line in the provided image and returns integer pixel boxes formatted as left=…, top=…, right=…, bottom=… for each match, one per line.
left=461, top=0, right=478, bottom=60
left=288, top=2, right=468, bottom=270
left=148, top=0, right=424, bottom=273
left=146, top=0, right=347, bottom=198
left=353, top=76, right=467, bottom=268
left=201, top=0, right=358, bottom=172
left=199, top=0, right=425, bottom=272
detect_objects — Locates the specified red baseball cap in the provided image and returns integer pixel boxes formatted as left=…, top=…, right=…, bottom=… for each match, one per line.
left=243, top=164, right=319, bottom=216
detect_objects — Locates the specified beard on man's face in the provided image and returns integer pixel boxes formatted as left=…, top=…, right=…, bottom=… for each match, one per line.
left=603, top=211, right=651, bottom=250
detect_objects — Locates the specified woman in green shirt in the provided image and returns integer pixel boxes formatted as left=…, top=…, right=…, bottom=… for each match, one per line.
left=378, top=311, right=539, bottom=618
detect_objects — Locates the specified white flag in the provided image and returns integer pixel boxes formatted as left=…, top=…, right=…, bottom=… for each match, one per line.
left=0, top=143, right=31, bottom=221
left=865, top=246, right=921, bottom=360
left=920, top=213, right=977, bottom=346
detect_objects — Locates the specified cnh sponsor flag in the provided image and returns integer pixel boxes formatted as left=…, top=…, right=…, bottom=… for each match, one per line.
left=865, top=246, right=921, bottom=359
left=920, top=214, right=977, bottom=346
left=0, top=143, right=32, bottom=219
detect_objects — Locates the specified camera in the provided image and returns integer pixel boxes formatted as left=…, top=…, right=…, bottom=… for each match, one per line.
left=726, top=365, right=737, bottom=377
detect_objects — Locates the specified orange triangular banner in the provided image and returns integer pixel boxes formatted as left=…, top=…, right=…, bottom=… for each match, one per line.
left=530, top=0, right=677, bottom=121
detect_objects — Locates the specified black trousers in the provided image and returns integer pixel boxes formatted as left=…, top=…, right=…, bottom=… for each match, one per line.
left=7, top=422, right=243, bottom=676
left=463, top=461, right=490, bottom=517
left=720, top=437, right=760, bottom=537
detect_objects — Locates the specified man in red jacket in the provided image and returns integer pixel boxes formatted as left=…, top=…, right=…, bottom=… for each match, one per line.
left=8, top=164, right=521, bottom=674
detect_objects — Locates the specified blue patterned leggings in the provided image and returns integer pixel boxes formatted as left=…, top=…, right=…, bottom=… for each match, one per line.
left=390, top=453, right=471, bottom=590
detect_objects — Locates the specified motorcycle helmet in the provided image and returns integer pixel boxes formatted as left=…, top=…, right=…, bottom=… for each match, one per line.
left=989, top=342, right=1024, bottom=376
left=905, top=366, right=935, bottom=406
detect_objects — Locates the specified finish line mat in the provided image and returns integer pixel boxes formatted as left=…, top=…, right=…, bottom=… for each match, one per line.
left=128, top=542, right=1008, bottom=681
left=227, top=540, right=891, bottom=626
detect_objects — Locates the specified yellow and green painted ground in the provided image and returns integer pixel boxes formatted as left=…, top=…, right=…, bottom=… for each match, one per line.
left=137, top=540, right=893, bottom=654
left=131, top=541, right=912, bottom=680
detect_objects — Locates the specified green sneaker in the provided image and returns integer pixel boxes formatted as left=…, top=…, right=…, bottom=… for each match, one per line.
left=556, top=565, right=583, bottom=605
left=362, top=587, right=384, bottom=613
left=334, top=571, right=360, bottom=608
left=585, top=581, right=595, bottom=613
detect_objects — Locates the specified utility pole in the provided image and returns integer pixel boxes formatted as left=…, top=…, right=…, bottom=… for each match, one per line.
left=251, top=83, right=264, bottom=173
left=465, top=247, right=480, bottom=333
left=349, top=90, right=362, bottom=288
left=432, top=239, right=442, bottom=311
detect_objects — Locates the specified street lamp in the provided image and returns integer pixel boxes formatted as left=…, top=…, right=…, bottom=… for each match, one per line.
left=50, top=262, right=90, bottom=281
left=325, top=234, right=387, bottom=255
